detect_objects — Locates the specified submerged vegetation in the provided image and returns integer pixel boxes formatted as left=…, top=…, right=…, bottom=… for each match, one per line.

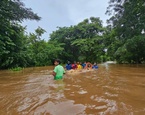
left=0, top=0, right=145, bottom=69
left=10, top=67, right=23, bottom=71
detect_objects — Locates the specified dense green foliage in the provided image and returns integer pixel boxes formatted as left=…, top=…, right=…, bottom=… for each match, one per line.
left=50, top=17, right=106, bottom=63
left=0, top=0, right=63, bottom=69
left=0, top=0, right=145, bottom=69
left=0, top=0, right=40, bottom=69
left=106, top=0, right=145, bottom=63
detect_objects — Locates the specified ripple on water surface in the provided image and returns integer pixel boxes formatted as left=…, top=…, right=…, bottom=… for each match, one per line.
left=0, top=65, right=145, bottom=114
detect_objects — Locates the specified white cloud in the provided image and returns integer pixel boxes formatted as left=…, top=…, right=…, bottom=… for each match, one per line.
left=22, top=0, right=109, bottom=40
left=60, top=0, right=109, bottom=24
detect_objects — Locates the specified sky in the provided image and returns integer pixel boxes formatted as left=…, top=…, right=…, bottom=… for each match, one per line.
left=22, top=0, right=110, bottom=40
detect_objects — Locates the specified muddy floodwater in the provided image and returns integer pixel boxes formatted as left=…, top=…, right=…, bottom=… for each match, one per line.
left=0, top=64, right=145, bottom=115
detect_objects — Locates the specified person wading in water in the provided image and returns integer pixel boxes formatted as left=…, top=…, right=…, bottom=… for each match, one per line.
left=52, top=59, right=65, bottom=80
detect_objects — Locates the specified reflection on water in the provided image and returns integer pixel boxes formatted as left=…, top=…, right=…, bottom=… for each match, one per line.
left=0, top=64, right=145, bottom=114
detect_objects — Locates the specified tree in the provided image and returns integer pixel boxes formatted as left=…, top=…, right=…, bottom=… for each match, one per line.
left=0, top=25, right=30, bottom=68
left=0, top=0, right=41, bottom=69
left=50, top=17, right=106, bottom=63
left=0, top=0, right=40, bottom=22
left=106, top=0, right=145, bottom=63
left=71, top=37, right=105, bottom=62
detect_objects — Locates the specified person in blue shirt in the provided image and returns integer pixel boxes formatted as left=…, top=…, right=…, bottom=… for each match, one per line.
left=65, top=61, right=72, bottom=70
left=92, top=63, right=98, bottom=69
left=82, top=62, right=86, bottom=69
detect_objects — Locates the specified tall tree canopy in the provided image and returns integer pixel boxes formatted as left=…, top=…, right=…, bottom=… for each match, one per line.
left=0, top=0, right=41, bottom=69
left=50, top=17, right=106, bottom=63
left=106, top=0, right=145, bottom=63
left=2, top=0, right=145, bottom=69
left=0, top=0, right=40, bottom=22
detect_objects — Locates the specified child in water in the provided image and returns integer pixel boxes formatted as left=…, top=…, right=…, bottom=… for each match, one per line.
left=71, top=61, right=77, bottom=70
left=65, top=61, right=72, bottom=70
left=82, top=62, right=86, bottom=69
left=52, top=59, right=65, bottom=80
left=92, top=63, right=98, bottom=69
left=77, top=62, right=82, bottom=70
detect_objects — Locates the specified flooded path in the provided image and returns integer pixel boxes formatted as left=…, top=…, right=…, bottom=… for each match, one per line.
left=0, top=64, right=145, bottom=115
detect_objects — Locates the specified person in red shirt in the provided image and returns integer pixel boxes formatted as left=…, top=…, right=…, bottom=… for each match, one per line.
left=71, top=61, right=77, bottom=70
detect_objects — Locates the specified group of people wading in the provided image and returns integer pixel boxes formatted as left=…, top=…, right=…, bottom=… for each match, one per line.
left=52, top=59, right=98, bottom=80
left=65, top=61, right=98, bottom=70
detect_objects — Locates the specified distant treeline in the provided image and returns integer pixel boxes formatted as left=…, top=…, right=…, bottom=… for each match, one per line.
left=1, top=0, right=145, bottom=69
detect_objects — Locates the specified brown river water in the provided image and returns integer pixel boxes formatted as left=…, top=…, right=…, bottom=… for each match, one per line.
left=0, top=63, right=145, bottom=115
